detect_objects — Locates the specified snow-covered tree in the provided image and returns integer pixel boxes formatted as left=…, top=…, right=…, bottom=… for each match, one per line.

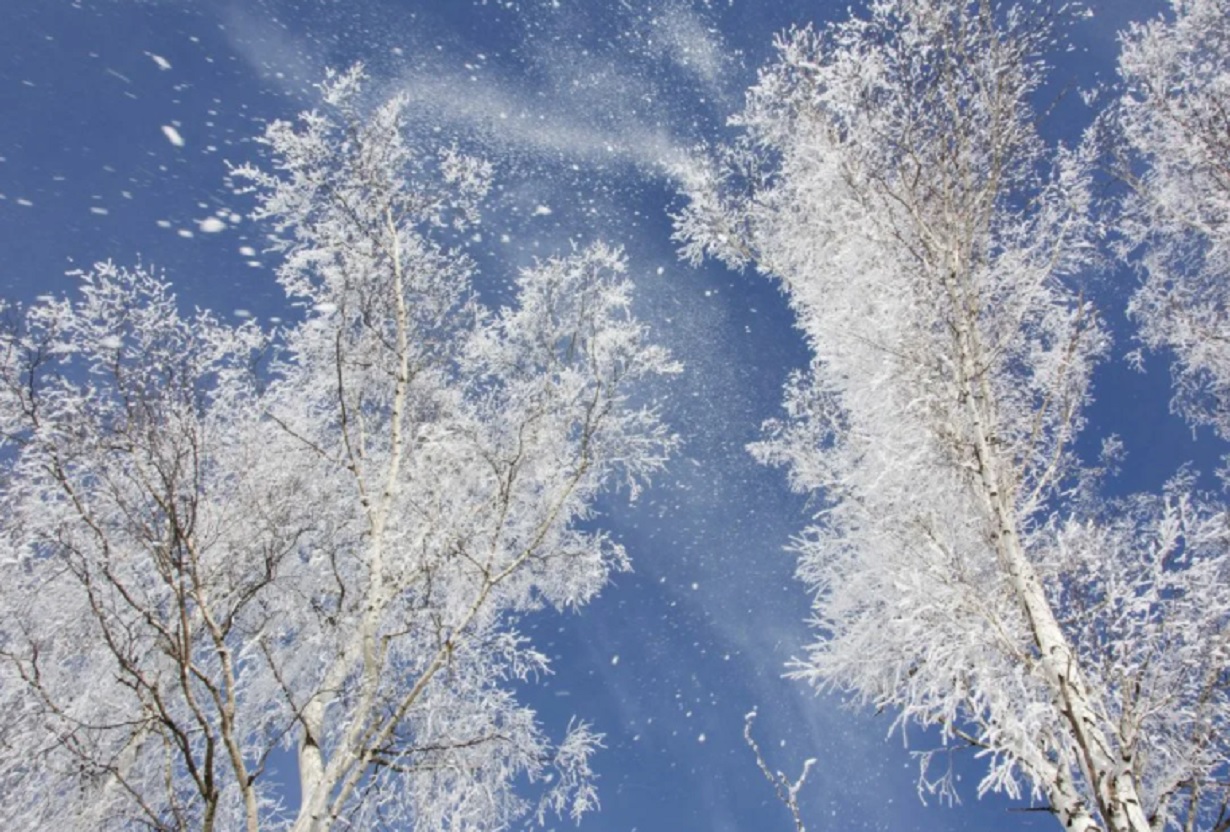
left=676, top=2, right=1230, bottom=830
left=0, top=265, right=284, bottom=831
left=0, top=66, right=677, bottom=832
left=1115, top=0, right=1230, bottom=438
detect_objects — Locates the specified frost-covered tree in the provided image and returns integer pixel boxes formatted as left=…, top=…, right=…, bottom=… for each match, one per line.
left=0, top=265, right=284, bottom=831
left=0, top=66, right=677, bottom=832
left=1115, top=0, right=1230, bottom=438
left=676, top=2, right=1230, bottom=830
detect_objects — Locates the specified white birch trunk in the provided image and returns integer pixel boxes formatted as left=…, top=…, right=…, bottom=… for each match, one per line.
left=955, top=272, right=1150, bottom=832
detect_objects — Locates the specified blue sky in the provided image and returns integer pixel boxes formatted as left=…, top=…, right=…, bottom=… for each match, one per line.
left=2, top=1, right=1218, bottom=830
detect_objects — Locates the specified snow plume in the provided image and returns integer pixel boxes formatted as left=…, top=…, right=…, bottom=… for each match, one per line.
left=389, top=68, right=689, bottom=173
left=221, top=0, right=736, bottom=177
left=486, top=0, right=737, bottom=172
left=642, top=2, right=733, bottom=106
left=218, top=3, right=329, bottom=99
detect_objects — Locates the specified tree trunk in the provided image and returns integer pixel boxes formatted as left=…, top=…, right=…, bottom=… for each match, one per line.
left=953, top=282, right=1151, bottom=832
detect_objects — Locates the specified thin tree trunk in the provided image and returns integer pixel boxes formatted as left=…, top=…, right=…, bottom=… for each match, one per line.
left=951, top=264, right=1151, bottom=832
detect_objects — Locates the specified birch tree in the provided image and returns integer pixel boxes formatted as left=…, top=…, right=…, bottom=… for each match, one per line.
left=0, top=66, right=677, bottom=832
left=0, top=266, right=284, bottom=832
left=1115, top=0, right=1230, bottom=438
left=675, top=2, right=1230, bottom=830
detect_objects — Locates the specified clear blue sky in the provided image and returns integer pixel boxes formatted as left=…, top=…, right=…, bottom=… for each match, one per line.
left=2, top=1, right=1215, bottom=830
